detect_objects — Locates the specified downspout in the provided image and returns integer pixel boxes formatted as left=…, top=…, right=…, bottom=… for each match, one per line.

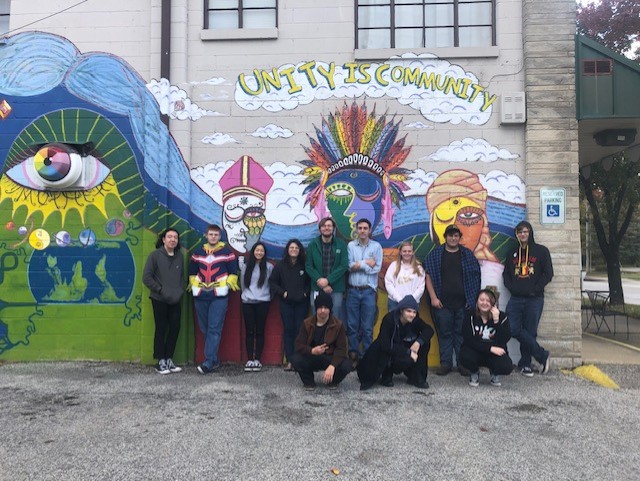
left=160, top=0, right=171, bottom=128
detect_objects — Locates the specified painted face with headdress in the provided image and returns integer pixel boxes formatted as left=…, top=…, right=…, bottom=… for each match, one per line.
left=301, top=102, right=410, bottom=240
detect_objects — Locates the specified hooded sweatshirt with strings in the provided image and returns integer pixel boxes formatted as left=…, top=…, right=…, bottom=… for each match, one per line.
left=502, top=221, right=553, bottom=298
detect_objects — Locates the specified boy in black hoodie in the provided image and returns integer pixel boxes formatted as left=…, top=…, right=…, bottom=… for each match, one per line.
left=502, top=221, right=553, bottom=377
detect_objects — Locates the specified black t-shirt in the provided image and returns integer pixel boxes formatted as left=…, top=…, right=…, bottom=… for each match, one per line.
left=312, top=322, right=328, bottom=347
left=440, top=249, right=465, bottom=308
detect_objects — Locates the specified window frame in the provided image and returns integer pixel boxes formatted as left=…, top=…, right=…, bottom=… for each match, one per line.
left=203, top=0, right=278, bottom=30
left=354, top=0, right=496, bottom=50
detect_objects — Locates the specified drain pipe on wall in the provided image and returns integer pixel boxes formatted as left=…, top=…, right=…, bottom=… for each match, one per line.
left=160, top=0, right=171, bottom=128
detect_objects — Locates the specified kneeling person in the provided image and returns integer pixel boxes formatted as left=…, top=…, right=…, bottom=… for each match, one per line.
left=459, top=289, right=513, bottom=387
left=291, top=291, right=351, bottom=390
left=358, top=295, right=434, bottom=390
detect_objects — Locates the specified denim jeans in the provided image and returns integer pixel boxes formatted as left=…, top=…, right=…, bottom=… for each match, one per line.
left=280, top=300, right=309, bottom=362
left=311, top=291, right=345, bottom=323
left=506, top=295, right=548, bottom=369
left=432, top=306, right=464, bottom=367
left=194, top=296, right=229, bottom=368
left=346, top=287, right=377, bottom=355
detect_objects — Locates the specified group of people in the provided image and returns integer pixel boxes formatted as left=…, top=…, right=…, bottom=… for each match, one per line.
left=142, top=217, right=554, bottom=390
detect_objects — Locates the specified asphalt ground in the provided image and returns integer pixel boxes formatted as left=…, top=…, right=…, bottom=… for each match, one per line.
left=2, top=361, right=639, bottom=481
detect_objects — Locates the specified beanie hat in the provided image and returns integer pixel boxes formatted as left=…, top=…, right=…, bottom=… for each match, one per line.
left=314, top=291, right=333, bottom=311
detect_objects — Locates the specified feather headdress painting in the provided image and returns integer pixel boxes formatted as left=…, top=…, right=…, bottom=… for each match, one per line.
left=300, top=102, right=411, bottom=239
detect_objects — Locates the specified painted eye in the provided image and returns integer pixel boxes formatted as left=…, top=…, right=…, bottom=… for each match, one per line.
left=326, top=182, right=354, bottom=200
left=456, top=206, right=484, bottom=226
left=244, top=206, right=265, bottom=218
left=6, top=142, right=110, bottom=191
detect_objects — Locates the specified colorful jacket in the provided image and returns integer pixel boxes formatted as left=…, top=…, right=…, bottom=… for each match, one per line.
left=189, top=242, right=238, bottom=298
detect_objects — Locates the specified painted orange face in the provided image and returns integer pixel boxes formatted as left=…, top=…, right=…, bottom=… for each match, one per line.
left=455, top=204, right=485, bottom=251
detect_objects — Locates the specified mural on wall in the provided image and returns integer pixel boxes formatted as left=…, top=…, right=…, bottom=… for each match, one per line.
left=0, top=30, right=525, bottom=361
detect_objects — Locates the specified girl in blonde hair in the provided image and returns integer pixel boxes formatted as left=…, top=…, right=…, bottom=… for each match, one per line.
left=384, top=242, right=425, bottom=311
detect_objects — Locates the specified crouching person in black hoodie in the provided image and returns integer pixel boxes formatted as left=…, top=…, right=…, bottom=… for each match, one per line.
left=358, top=295, right=434, bottom=391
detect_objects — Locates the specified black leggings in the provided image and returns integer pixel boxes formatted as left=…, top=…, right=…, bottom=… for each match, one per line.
left=459, top=344, right=513, bottom=375
left=242, top=301, right=270, bottom=360
left=151, top=299, right=181, bottom=360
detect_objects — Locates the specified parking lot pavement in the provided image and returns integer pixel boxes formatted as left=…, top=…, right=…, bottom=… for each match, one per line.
left=2, top=361, right=639, bottom=481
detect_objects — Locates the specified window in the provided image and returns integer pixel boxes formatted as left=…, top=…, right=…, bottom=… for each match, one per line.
left=0, top=0, right=10, bottom=34
left=204, top=0, right=277, bottom=30
left=582, top=59, right=613, bottom=76
left=356, top=0, right=495, bottom=49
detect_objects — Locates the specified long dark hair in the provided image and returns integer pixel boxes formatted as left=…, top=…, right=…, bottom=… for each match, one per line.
left=283, top=238, right=305, bottom=266
left=155, top=228, right=181, bottom=250
left=244, top=242, right=268, bottom=288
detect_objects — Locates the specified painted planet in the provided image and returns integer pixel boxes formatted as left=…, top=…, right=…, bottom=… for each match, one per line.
left=6, top=221, right=15, bottom=231
left=18, top=226, right=28, bottom=236
left=55, top=230, right=72, bottom=247
left=105, top=219, right=125, bottom=236
left=79, top=228, right=96, bottom=247
left=29, top=228, right=51, bottom=250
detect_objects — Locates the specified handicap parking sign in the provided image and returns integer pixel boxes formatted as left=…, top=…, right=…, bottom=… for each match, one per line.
left=540, top=188, right=565, bottom=224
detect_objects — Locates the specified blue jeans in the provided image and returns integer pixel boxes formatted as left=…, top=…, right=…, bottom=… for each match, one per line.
left=432, top=306, right=464, bottom=367
left=506, top=296, right=548, bottom=369
left=346, top=287, right=377, bottom=355
left=195, top=296, right=229, bottom=368
left=280, top=300, right=309, bottom=362
left=311, top=291, right=345, bottom=322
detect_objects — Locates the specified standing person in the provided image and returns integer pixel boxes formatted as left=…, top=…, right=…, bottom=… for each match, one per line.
left=503, top=220, right=553, bottom=376
left=424, top=224, right=481, bottom=376
left=143, top=228, right=185, bottom=375
left=269, top=239, right=310, bottom=371
left=290, top=291, right=352, bottom=390
left=190, top=224, right=239, bottom=375
left=357, top=295, right=433, bottom=391
left=384, top=241, right=425, bottom=311
left=305, top=217, right=349, bottom=320
left=459, top=289, right=512, bottom=387
left=346, top=218, right=383, bottom=368
left=240, top=242, right=273, bottom=372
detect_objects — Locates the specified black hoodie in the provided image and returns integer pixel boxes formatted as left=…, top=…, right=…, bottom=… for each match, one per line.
left=502, top=221, right=553, bottom=297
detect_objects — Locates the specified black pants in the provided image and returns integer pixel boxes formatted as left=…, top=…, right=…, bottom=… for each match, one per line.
left=242, top=301, right=270, bottom=360
left=357, top=339, right=430, bottom=386
left=459, top=345, right=513, bottom=375
left=151, top=299, right=181, bottom=360
left=290, top=353, right=352, bottom=387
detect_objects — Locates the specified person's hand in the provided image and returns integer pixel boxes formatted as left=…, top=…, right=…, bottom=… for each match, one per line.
left=317, top=278, right=329, bottom=288
left=490, top=306, right=500, bottom=322
left=365, top=258, right=376, bottom=268
left=410, top=351, right=418, bottom=363
left=410, top=341, right=421, bottom=353
left=322, top=365, right=335, bottom=384
left=283, top=291, right=288, bottom=299
left=311, top=344, right=328, bottom=355
left=431, top=297, right=443, bottom=309
left=490, top=346, right=506, bottom=356
left=323, top=285, right=333, bottom=294
left=351, top=262, right=361, bottom=271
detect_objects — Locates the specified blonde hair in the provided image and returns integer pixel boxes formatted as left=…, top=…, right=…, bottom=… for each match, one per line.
left=394, top=241, right=423, bottom=277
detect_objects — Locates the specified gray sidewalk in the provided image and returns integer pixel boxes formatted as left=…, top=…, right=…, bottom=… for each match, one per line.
left=2, top=361, right=639, bottom=481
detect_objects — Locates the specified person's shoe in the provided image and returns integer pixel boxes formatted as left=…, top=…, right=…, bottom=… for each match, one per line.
left=540, top=354, right=551, bottom=374
left=469, top=372, right=480, bottom=387
left=252, top=360, right=262, bottom=372
left=166, top=358, right=182, bottom=373
left=379, top=377, right=394, bottom=387
left=156, top=359, right=170, bottom=375
left=360, top=382, right=374, bottom=391
left=303, top=384, right=316, bottom=391
left=244, top=360, right=254, bottom=372
left=197, top=363, right=211, bottom=375
left=210, top=362, right=221, bottom=372
left=436, top=364, right=452, bottom=376
left=408, top=380, right=429, bottom=389
left=284, top=362, right=294, bottom=371
left=327, top=383, right=338, bottom=390
left=521, top=367, right=534, bottom=377
left=458, top=366, right=471, bottom=377
left=490, top=374, right=502, bottom=387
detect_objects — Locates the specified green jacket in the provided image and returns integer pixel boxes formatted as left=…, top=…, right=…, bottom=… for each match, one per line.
left=305, top=235, right=349, bottom=293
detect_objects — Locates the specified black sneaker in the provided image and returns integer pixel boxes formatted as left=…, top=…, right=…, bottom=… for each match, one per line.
left=436, top=365, right=452, bottom=376
left=303, top=384, right=316, bottom=391
left=469, top=372, right=480, bottom=387
left=166, top=358, right=182, bottom=373
left=540, top=354, right=551, bottom=374
left=521, top=367, right=534, bottom=377
left=156, top=359, right=170, bottom=375
left=408, top=379, right=429, bottom=389
left=197, top=363, right=211, bottom=375
left=490, top=374, right=502, bottom=387
left=379, top=378, right=394, bottom=387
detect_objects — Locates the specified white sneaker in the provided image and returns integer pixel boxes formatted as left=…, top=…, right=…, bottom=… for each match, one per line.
left=490, top=374, right=502, bottom=387
left=244, top=360, right=254, bottom=372
left=469, top=372, right=479, bottom=387
left=166, top=358, right=182, bottom=373
left=252, top=360, right=262, bottom=372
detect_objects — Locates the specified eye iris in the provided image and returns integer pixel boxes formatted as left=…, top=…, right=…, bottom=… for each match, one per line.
left=34, top=145, right=72, bottom=181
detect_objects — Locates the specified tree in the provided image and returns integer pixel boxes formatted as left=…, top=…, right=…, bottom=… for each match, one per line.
left=577, top=0, right=640, bottom=61
left=579, top=148, right=640, bottom=303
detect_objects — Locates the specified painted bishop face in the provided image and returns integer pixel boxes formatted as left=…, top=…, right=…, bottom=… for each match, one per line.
left=324, top=169, right=382, bottom=240
left=223, top=193, right=266, bottom=254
